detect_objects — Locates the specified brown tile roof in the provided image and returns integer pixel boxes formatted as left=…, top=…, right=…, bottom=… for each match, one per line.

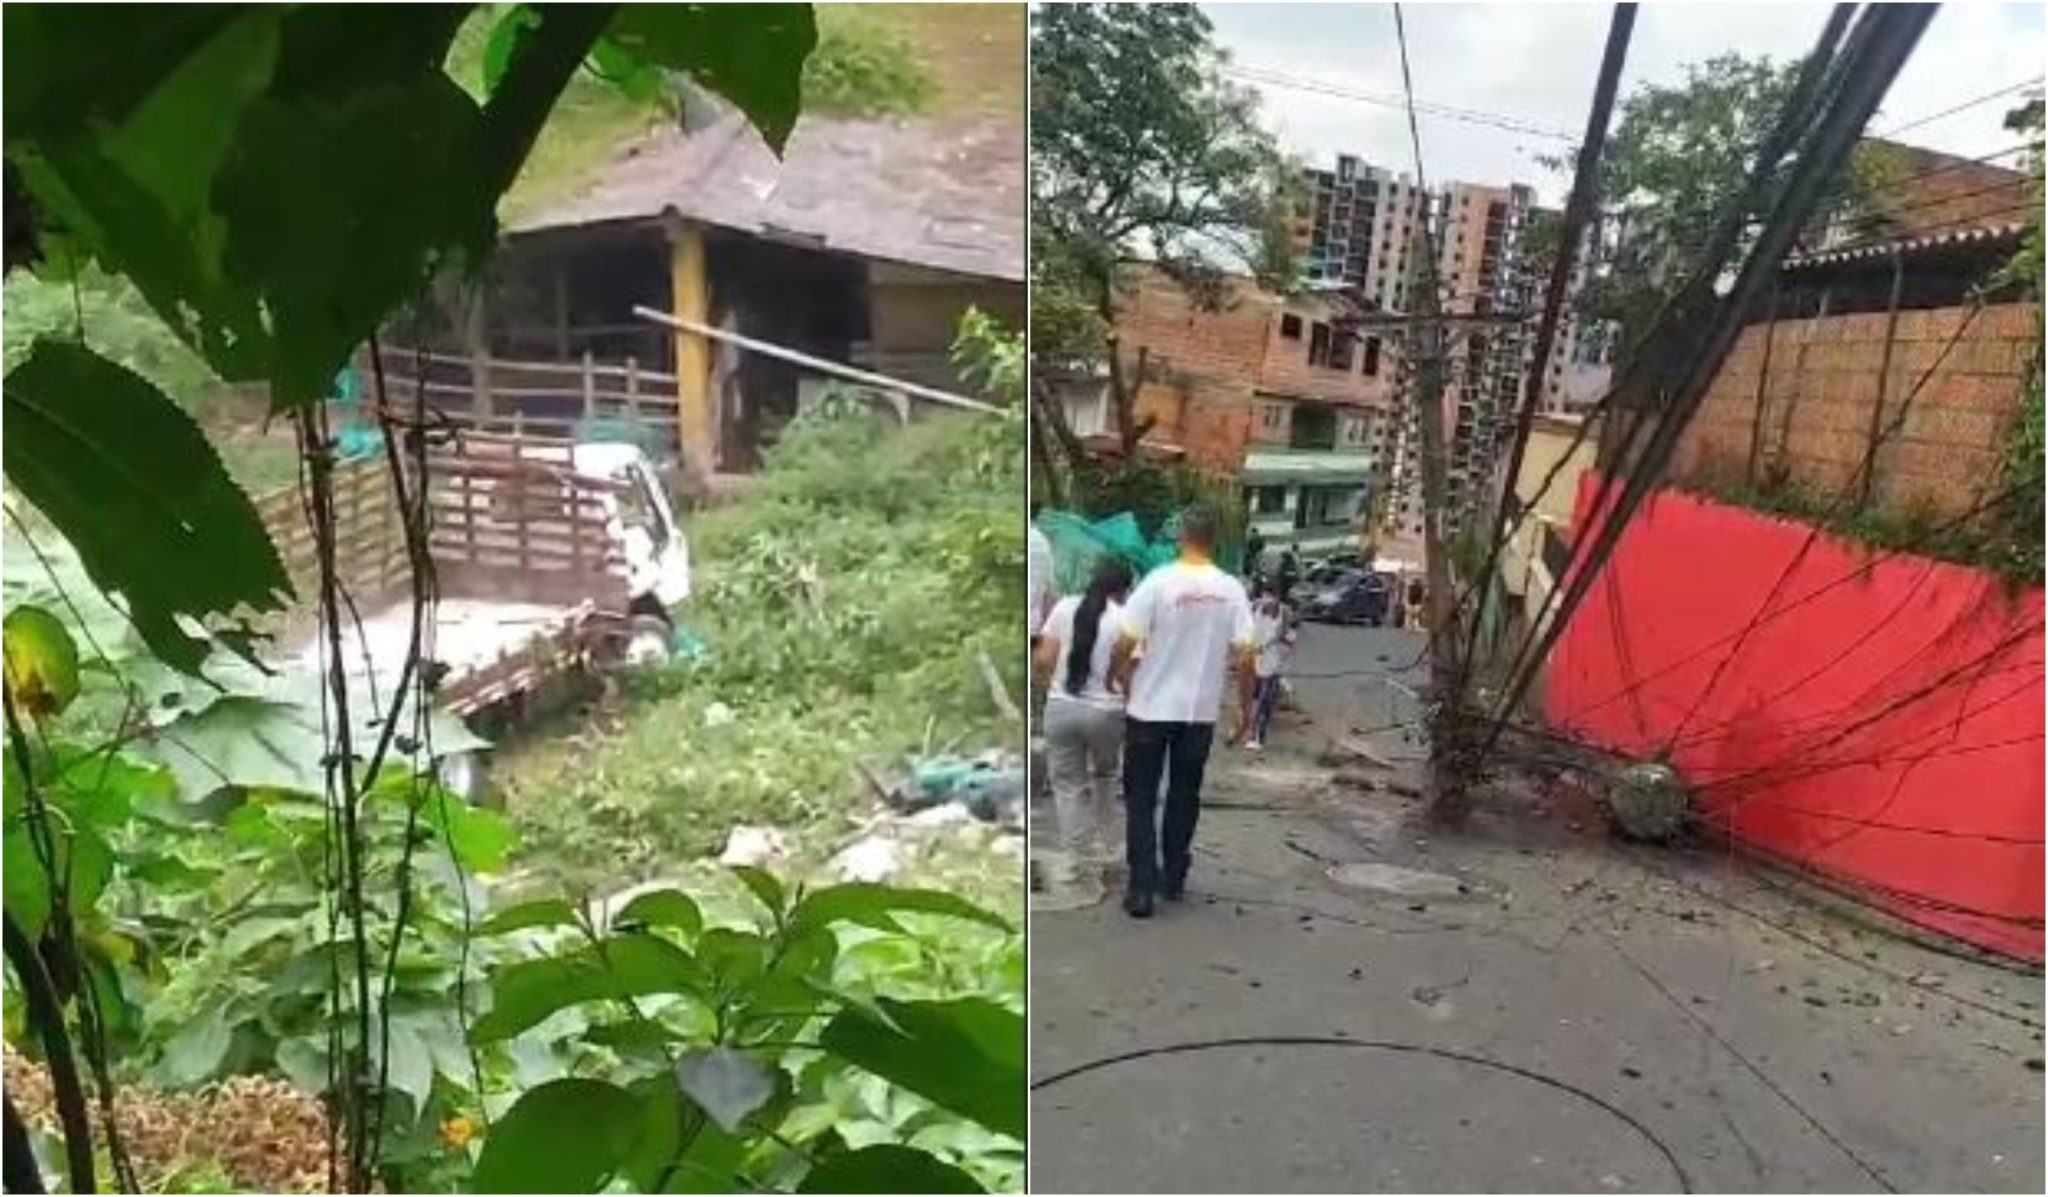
left=510, top=112, right=1024, bottom=283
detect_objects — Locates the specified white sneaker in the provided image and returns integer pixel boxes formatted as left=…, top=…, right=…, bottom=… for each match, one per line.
left=1244, top=739, right=1264, bottom=752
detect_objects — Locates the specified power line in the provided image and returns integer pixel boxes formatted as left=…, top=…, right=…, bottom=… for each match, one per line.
left=1223, top=62, right=1579, bottom=143
left=1875, top=78, right=2041, bottom=139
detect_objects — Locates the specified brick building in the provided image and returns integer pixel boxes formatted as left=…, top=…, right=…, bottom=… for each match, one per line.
left=1674, top=221, right=2039, bottom=525
left=1056, top=269, right=1401, bottom=557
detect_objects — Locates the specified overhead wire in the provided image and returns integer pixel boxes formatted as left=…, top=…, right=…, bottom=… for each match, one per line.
left=1874, top=78, right=2042, bottom=139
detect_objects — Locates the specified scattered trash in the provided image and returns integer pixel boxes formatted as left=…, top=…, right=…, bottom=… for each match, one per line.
left=703, top=701, right=735, bottom=728
left=830, top=835, right=904, bottom=883
left=1620, top=1066, right=1643, bottom=1080
left=719, top=825, right=791, bottom=868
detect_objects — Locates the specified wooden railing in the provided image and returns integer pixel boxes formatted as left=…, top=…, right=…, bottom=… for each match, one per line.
left=363, top=345, right=681, bottom=452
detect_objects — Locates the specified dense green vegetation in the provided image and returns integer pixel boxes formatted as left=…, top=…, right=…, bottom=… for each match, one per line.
left=500, top=323, right=1027, bottom=912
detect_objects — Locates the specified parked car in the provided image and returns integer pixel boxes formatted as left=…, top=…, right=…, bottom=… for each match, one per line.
left=1302, top=569, right=1394, bottom=626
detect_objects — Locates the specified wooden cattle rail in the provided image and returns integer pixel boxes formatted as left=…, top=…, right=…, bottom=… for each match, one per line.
left=363, top=345, right=681, bottom=453
left=250, top=441, right=636, bottom=715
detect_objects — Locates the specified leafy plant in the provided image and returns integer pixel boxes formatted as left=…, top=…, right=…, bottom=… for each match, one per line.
left=499, top=315, right=1027, bottom=896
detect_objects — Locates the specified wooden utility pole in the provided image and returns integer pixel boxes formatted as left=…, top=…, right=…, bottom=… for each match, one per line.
left=1404, top=237, right=1469, bottom=822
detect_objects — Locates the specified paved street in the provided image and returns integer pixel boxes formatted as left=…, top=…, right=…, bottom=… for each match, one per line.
left=1029, top=625, right=2045, bottom=1194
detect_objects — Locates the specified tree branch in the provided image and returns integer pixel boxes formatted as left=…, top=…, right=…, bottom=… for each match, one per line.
left=2, top=915, right=93, bottom=1194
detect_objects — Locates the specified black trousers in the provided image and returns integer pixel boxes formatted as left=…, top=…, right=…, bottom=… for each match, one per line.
left=1122, top=717, right=1216, bottom=896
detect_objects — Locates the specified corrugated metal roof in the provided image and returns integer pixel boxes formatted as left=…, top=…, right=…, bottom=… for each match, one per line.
left=509, top=112, right=1024, bottom=283
left=1783, top=220, right=2029, bottom=270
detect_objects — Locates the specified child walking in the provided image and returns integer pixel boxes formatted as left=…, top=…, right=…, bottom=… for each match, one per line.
left=1244, top=582, right=1296, bottom=751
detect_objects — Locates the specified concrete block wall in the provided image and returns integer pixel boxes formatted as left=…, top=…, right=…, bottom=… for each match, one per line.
left=1676, top=301, right=2041, bottom=520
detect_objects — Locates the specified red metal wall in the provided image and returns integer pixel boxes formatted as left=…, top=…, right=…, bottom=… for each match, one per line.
left=1546, top=478, right=2045, bottom=960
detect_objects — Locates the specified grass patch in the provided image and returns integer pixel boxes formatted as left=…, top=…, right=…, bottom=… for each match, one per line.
left=495, top=405, right=1026, bottom=895
left=806, top=8, right=936, bottom=118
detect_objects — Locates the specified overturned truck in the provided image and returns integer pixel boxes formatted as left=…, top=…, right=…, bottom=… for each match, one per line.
left=145, top=432, right=690, bottom=801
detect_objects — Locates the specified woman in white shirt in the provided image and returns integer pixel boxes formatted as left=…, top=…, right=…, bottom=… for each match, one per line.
left=1031, top=557, right=1134, bottom=880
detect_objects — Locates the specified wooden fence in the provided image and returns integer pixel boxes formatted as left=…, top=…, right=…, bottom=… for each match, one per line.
left=362, top=345, right=681, bottom=452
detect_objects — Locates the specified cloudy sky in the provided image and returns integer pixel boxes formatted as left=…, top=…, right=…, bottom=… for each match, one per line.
left=1201, top=2, right=2046, bottom=205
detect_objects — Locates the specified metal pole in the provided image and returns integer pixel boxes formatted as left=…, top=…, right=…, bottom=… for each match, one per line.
left=631, top=305, right=1003, bottom=415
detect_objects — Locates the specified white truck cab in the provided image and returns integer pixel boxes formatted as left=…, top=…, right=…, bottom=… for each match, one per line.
left=564, top=441, right=691, bottom=663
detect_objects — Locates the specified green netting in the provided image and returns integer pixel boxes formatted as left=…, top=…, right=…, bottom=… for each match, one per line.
left=1037, top=509, right=1240, bottom=595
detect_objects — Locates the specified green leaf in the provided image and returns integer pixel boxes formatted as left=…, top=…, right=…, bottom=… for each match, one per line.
left=673, top=1047, right=775, bottom=1133
left=790, top=882, right=1011, bottom=936
left=603, top=4, right=818, bottom=154
left=796, top=1145, right=983, bottom=1194
left=2, top=820, right=113, bottom=940
left=147, top=696, right=321, bottom=798
left=477, top=897, right=582, bottom=936
left=472, top=1078, right=641, bottom=1193
left=378, top=1017, right=436, bottom=1117
left=1, top=341, right=289, bottom=675
left=274, top=1033, right=329, bottom=1096
left=613, top=888, right=703, bottom=938
left=1, top=7, right=248, bottom=145
left=616, top=1076, right=747, bottom=1195
left=158, top=1003, right=234, bottom=1088
left=471, top=933, right=704, bottom=1043
left=480, top=5, right=541, bottom=97
left=214, top=74, right=492, bottom=406
left=420, top=794, right=516, bottom=873
left=731, top=865, right=787, bottom=919
left=2, top=605, right=80, bottom=718
left=819, top=998, right=1024, bottom=1139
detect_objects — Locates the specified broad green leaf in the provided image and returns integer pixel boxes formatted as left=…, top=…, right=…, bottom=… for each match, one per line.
left=477, top=897, right=581, bottom=936
left=2, top=605, right=80, bottom=717
left=790, top=882, right=1011, bottom=936
left=731, top=865, right=787, bottom=919
left=472, top=1078, right=641, bottom=1193
left=471, top=934, right=704, bottom=1043
left=820, top=998, right=1024, bottom=1139
left=1, top=7, right=248, bottom=144
left=420, top=794, right=516, bottom=873
left=2, top=820, right=113, bottom=940
left=215, top=914, right=300, bottom=959
left=148, top=696, right=321, bottom=798
left=1, top=341, right=289, bottom=675
left=214, top=75, right=492, bottom=406
left=604, top=4, right=818, bottom=154
left=796, top=1144, right=983, bottom=1194
left=614, top=888, right=703, bottom=938
left=616, top=1076, right=747, bottom=1195
left=377, top=1017, right=435, bottom=1116
left=158, top=1003, right=233, bottom=1088
left=274, top=1033, right=329, bottom=1096
left=673, top=1047, right=775, bottom=1133
left=694, top=927, right=767, bottom=991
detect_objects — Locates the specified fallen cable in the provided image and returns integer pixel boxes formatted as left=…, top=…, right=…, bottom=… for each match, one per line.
left=1030, top=1034, right=1695, bottom=1194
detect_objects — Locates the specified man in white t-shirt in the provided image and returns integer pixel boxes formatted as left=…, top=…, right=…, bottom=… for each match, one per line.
left=1109, top=506, right=1256, bottom=918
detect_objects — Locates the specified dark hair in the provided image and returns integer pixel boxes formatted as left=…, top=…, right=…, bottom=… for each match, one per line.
left=1065, top=557, right=1133, bottom=696
left=1178, top=504, right=1220, bottom=549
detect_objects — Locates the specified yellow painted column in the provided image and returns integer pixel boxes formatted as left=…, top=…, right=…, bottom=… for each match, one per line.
left=666, top=218, right=713, bottom=480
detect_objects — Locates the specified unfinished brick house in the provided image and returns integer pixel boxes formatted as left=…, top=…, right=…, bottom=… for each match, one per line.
left=1053, top=269, right=1402, bottom=557
left=1674, top=220, right=2038, bottom=523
